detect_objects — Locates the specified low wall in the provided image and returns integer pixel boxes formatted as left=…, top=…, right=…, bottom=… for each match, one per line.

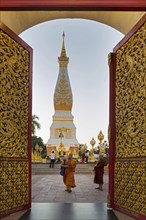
left=32, top=162, right=108, bottom=175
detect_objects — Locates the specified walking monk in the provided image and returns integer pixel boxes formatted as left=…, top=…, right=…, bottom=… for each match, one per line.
left=63, top=153, right=77, bottom=193
left=94, top=154, right=105, bottom=191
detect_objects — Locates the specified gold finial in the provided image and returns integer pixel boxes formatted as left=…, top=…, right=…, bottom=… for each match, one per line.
left=58, top=32, right=69, bottom=67
left=62, top=32, right=65, bottom=39
left=62, top=32, right=65, bottom=49
left=98, top=130, right=104, bottom=143
left=60, top=32, right=67, bottom=58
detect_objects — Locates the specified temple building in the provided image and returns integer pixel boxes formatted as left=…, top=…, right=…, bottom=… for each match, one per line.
left=46, top=33, right=79, bottom=157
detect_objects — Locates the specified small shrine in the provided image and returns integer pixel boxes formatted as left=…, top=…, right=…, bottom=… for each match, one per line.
left=32, top=144, right=43, bottom=162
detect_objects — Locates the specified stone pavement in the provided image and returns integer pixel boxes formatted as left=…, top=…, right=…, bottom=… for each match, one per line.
left=32, top=174, right=108, bottom=203
left=2, top=174, right=135, bottom=220
left=32, top=174, right=134, bottom=220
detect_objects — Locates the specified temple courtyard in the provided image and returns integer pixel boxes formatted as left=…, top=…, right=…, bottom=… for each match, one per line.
left=2, top=174, right=135, bottom=220
left=32, top=174, right=108, bottom=203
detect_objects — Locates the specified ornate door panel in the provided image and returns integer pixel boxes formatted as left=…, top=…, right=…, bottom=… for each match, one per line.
left=0, top=23, right=32, bottom=218
left=109, top=15, right=146, bottom=219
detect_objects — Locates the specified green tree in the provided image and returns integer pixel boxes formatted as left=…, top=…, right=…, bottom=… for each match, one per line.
left=32, top=136, right=44, bottom=150
left=32, top=114, right=41, bottom=135
left=41, top=145, right=47, bottom=159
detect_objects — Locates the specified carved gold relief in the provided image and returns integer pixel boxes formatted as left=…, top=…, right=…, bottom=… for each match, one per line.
left=114, top=21, right=146, bottom=217
left=54, top=69, right=73, bottom=110
left=0, top=161, right=29, bottom=213
left=0, top=29, right=30, bottom=158
left=0, top=28, right=30, bottom=215
left=115, top=22, right=146, bottom=158
left=114, top=161, right=145, bottom=215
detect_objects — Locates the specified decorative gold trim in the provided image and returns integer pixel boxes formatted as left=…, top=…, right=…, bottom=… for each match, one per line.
left=108, top=52, right=112, bottom=66
left=108, top=125, right=111, bottom=143
left=107, top=193, right=111, bottom=208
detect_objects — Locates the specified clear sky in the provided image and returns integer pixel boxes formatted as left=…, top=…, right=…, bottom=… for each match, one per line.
left=20, top=19, right=124, bottom=148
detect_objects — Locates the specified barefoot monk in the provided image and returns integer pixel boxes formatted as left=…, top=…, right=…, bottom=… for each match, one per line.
left=63, top=153, right=77, bottom=193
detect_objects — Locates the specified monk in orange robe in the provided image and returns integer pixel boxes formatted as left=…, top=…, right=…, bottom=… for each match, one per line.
left=94, top=154, right=105, bottom=191
left=63, top=153, right=77, bottom=193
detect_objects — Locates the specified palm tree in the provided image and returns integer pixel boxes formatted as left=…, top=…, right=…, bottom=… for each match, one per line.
left=32, top=114, right=41, bottom=135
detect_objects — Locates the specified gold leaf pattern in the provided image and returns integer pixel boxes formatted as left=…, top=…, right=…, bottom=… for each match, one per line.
left=114, top=161, right=145, bottom=215
left=0, top=30, right=29, bottom=158
left=54, top=69, right=72, bottom=110
left=115, top=22, right=146, bottom=158
left=0, top=29, right=30, bottom=215
left=0, top=161, right=29, bottom=213
left=114, top=21, right=146, bottom=216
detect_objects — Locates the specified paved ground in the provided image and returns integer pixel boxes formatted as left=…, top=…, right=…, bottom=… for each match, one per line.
left=2, top=174, right=135, bottom=220
left=31, top=174, right=134, bottom=220
left=32, top=174, right=108, bottom=203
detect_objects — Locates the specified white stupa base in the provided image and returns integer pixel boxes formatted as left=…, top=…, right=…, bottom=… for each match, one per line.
left=46, top=138, right=79, bottom=151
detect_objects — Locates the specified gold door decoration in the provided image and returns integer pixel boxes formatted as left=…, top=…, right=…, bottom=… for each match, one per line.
left=114, top=21, right=146, bottom=215
left=0, top=28, right=31, bottom=215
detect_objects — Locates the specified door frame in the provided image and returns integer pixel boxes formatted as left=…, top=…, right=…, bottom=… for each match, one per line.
left=0, top=0, right=146, bottom=11
left=0, top=1, right=145, bottom=219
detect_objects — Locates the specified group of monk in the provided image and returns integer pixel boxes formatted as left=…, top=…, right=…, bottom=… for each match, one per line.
left=59, top=153, right=105, bottom=193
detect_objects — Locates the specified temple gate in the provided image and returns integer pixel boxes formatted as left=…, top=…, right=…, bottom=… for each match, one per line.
left=108, top=15, right=146, bottom=219
left=0, top=23, right=32, bottom=218
left=0, top=4, right=145, bottom=218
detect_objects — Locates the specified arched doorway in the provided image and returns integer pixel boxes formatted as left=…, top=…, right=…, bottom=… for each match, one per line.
left=0, top=1, right=145, bottom=218
left=19, top=17, right=123, bottom=206
left=0, top=11, right=145, bottom=35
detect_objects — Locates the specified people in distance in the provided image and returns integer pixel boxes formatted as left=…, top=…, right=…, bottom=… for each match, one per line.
left=49, top=150, right=56, bottom=168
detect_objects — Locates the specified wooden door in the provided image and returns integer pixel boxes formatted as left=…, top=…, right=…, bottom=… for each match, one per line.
left=108, top=14, right=146, bottom=219
left=0, top=23, right=32, bottom=218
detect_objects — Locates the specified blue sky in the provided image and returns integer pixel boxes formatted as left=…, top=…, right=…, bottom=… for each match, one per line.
left=20, top=19, right=124, bottom=148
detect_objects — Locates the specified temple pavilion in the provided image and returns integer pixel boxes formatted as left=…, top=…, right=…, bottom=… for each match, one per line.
left=46, top=33, right=79, bottom=157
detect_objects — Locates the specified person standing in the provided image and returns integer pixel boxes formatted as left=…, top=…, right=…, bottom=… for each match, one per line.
left=49, top=151, right=56, bottom=168
left=94, top=154, right=105, bottom=191
left=81, top=152, right=85, bottom=163
left=62, top=153, right=77, bottom=193
left=85, top=151, right=89, bottom=163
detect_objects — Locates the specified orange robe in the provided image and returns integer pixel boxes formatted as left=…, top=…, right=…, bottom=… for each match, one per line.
left=63, top=159, right=77, bottom=189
